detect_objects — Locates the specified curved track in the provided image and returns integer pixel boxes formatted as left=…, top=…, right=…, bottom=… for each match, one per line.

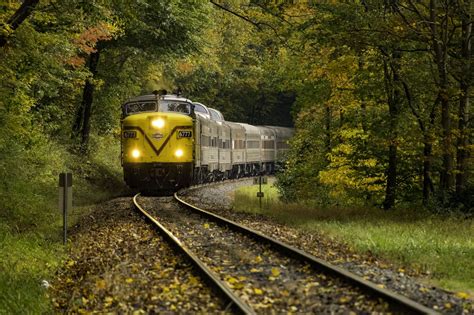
left=173, top=191, right=439, bottom=315
left=133, top=193, right=254, bottom=314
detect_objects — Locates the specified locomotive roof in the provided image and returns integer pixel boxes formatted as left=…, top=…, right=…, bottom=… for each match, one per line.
left=124, top=94, right=193, bottom=104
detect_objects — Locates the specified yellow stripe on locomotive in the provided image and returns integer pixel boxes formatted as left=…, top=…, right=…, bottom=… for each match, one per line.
left=122, top=112, right=194, bottom=164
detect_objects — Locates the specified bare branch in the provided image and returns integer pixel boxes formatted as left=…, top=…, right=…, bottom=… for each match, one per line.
left=209, top=0, right=262, bottom=30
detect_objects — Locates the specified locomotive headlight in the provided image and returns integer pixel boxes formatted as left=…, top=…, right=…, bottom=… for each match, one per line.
left=131, top=149, right=140, bottom=158
left=175, top=149, right=184, bottom=158
left=151, top=118, right=165, bottom=129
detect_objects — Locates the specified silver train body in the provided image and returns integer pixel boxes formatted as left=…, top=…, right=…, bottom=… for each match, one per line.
left=192, top=102, right=293, bottom=183
left=121, top=93, right=293, bottom=191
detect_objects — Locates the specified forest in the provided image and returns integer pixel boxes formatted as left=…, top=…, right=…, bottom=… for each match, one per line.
left=1, top=1, right=472, bottom=224
left=0, top=0, right=473, bottom=312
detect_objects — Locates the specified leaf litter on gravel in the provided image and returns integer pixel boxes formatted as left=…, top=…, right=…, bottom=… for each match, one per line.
left=179, top=181, right=474, bottom=315
left=49, top=198, right=227, bottom=313
left=139, top=196, right=390, bottom=314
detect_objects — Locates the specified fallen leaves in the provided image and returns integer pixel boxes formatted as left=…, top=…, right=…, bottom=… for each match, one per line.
left=254, top=288, right=263, bottom=295
left=95, top=279, right=106, bottom=290
left=50, top=197, right=224, bottom=313
left=174, top=181, right=472, bottom=314
left=271, top=267, right=281, bottom=277
left=136, top=196, right=393, bottom=314
left=455, top=291, right=469, bottom=299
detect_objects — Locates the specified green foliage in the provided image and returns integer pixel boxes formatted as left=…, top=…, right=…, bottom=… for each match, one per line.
left=257, top=1, right=474, bottom=210
left=165, top=6, right=295, bottom=126
left=0, top=1, right=210, bottom=310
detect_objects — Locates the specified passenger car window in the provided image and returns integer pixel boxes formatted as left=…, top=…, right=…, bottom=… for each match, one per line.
left=209, top=108, right=221, bottom=121
left=193, top=103, right=208, bottom=114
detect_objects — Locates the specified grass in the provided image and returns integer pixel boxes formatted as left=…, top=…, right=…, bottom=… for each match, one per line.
left=233, top=182, right=474, bottom=294
left=0, top=227, right=64, bottom=314
left=0, top=135, right=128, bottom=314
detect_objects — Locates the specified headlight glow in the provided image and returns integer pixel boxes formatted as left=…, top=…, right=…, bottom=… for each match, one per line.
left=175, top=149, right=184, bottom=158
left=131, top=149, right=140, bottom=158
left=151, top=118, right=165, bottom=129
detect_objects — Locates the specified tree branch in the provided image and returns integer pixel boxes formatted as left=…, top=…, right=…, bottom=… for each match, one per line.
left=209, top=0, right=262, bottom=30
left=0, top=0, right=40, bottom=47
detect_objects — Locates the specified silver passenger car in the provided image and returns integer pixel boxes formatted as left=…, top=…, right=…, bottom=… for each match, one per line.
left=258, top=126, right=277, bottom=173
left=238, top=123, right=261, bottom=175
left=193, top=103, right=218, bottom=182
left=226, top=121, right=246, bottom=177
left=209, top=108, right=232, bottom=179
left=266, top=126, right=294, bottom=160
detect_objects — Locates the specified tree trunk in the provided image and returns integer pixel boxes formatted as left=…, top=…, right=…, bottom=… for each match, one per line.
left=0, top=0, right=40, bottom=47
left=382, top=51, right=401, bottom=210
left=430, top=0, right=454, bottom=195
left=455, top=5, right=471, bottom=198
left=72, top=100, right=84, bottom=136
left=423, top=137, right=434, bottom=204
left=80, top=50, right=101, bottom=152
left=357, top=56, right=368, bottom=132
left=324, top=104, right=331, bottom=156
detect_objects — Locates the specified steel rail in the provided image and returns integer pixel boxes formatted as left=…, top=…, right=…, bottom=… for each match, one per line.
left=133, top=193, right=255, bottom=315
left=174, top=192, right=439, bottom=315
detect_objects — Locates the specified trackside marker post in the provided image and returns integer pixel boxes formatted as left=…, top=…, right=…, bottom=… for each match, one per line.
left=59, top=173, right=72, bottom=245
left=254, top=174, right=267, bottom=210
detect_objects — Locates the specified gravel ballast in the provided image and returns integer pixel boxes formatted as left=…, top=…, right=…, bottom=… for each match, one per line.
left=179, top=179, right=473, bottom=315
left=138, top=195, right=391, bottom=313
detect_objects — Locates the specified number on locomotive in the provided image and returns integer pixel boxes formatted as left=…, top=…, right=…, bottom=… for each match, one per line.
left=123, top=131, right=137, bottom=138
left=177, top=130, right=192, bottom=138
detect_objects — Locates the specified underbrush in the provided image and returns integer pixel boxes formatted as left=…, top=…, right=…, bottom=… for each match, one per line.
left=0, top=134, right=128, bottom=313
left=233, top=184, right=474, bottom=294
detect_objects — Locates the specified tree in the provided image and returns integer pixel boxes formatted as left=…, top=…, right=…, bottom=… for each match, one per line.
left=0, top=0, right=39, bottom=47
left=72, top=0, right=208, bottom=151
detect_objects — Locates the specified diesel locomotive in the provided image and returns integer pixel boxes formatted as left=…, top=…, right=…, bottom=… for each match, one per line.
left=121, top=92, right=293, bottom=192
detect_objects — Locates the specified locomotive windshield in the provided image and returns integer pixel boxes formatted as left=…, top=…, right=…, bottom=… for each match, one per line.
left=123, top=99, right=192, bottom=117
left=125, top=101, right=157, bottom=115
left=159, top=101, right=191, bottom=114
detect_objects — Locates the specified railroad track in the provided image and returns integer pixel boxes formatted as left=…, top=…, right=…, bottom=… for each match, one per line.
left=133, top=190, right=439, bottom=314
left=133, top=194, right=254, bottom=314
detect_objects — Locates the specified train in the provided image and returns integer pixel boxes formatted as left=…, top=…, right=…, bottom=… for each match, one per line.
left=120, top=92, right=294, bottom=193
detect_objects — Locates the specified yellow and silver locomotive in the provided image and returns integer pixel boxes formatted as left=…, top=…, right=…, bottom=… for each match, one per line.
left=121, top=92, right=294, bottom=192
left=121, top=93, right=195, bottom=191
